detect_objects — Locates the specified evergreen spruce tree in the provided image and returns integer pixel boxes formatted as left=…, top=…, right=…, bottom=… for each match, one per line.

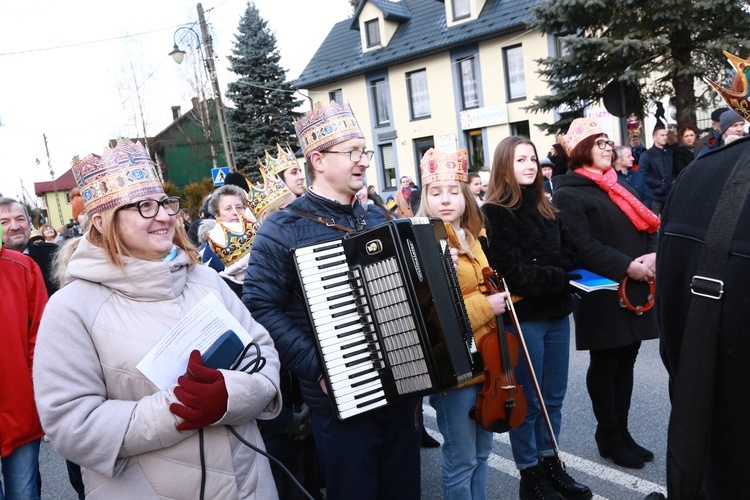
left=226, top=2, right=302, bottom=181
left=526, top=0, right=750, bottom=135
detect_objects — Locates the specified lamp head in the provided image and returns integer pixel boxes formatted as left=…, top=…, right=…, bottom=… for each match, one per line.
left=169, top=44, right=186, bottom=65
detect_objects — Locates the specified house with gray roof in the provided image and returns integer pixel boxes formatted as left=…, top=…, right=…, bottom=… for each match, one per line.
left=293, top=0, right=572, bottom=194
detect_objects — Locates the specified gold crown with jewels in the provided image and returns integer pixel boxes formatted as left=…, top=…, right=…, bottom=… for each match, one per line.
left=265, top=143, right=302, bottom=178
left=204, top=209, right=260, bottom=266
left=704, top=51, right=750, bottom=121
left=420, top=148, right=469, bottom=185
left=246, top=159, right=293, bottom=217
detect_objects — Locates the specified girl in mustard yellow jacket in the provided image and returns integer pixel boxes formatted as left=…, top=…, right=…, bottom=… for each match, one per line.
left=416, top=148, right=506, bottom=500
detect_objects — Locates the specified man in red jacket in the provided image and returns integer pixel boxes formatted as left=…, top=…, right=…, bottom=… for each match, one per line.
left=0, top=225, right=48, bottom=499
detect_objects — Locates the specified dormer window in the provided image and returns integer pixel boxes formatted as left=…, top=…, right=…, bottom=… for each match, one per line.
left=452, top=0, right=471, bottom=20
left=365, top=19, right=381, bottom=47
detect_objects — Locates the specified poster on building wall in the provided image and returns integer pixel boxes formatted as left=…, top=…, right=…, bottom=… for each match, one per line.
left=585, top=107, right=615, bottom=140
left=460, top=104, right=509, bottom=130
left=435, top=134, right=458, bottom=153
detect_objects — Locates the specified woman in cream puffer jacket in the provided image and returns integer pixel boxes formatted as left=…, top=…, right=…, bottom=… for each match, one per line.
left=33, top=139, right=282, bottom=499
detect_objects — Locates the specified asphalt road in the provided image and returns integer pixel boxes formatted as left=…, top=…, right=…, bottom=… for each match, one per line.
left=38, top=318, right=670, bottom=499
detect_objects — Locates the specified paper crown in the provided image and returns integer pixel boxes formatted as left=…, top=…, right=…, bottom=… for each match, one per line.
left=246, top=159, right=293, bottom=217
left=72, top=139, right=163, bottom=215
left=420, top=148, right=469, bottom=185
left=626, top=113, right=642, bottom=137
left=265, top=143, right=302, bottom=178
left=704, top=51, right=750, bottom=122
left=204, top=210, right=259, bottom=266
left=561, top=118, right=606, bottom=155
left=294, top=101, right=364, bottom=158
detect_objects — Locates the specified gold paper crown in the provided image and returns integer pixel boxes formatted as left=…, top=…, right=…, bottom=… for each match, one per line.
left=294, top=101, right=364, bottom=158
left=72, top=139, right=162, bottom=215
left=626, top=113, right=642, bottom=137
left=265, top=143, right=302, bottom=178
left=205, top=210, right=259, bottom=266
left=562, top=118, right=606, bottom=155
left=420, top=148, right=469, bottom=185
left=246, top=159, right=293, bottom=217
left=704, top=51, right=750, bottom=121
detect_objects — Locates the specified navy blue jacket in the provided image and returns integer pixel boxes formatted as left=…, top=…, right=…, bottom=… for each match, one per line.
left=641, top=144, right=674, bottom=202
left=616, top=168, right=652, bottom=208
left=242, top=189, right=387, bottom=413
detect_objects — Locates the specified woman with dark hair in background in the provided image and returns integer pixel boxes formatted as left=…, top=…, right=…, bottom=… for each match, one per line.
left=548, top=143, right=569, bottom=178
left=673, top=125, right=698, bottom=176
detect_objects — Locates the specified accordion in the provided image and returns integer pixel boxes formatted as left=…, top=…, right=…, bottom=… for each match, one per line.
left=293, top=217, right=481, bottom=420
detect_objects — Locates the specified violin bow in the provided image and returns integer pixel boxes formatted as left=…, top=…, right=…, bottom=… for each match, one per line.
left=501, top=276, right=561, bottom=461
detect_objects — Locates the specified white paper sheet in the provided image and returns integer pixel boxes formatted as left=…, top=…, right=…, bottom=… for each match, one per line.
left=136, top=293, right=253, bottom=390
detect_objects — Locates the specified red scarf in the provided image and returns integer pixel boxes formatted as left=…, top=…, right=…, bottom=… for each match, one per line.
left=575, top=167, right=660, bottom=233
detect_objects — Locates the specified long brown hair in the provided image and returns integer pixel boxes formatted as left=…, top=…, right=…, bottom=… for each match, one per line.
left=485, top=136, right=557, bottom=220
left=415, top=181, right=484, bottom=257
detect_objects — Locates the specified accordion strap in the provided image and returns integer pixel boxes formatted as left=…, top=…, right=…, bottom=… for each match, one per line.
left=287, top=209, right=355, bottom=233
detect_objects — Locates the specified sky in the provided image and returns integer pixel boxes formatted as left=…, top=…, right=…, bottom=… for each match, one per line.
left=0, top=0, right=352, bottom=205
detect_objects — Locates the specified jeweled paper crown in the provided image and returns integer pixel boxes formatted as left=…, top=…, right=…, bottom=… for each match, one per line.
left=704, top=51, right=750, bottom=121
left=420, top=148, right=469, bottom=185
left=294, top=101, right=364, bottom=158
left=562, top=118, right=606, bottom=155
left=204, top=210, right=259, bottom=266
left=265, top=143, right=302, bottom=178
left=72, top=139, right=163, bottom=215
left=626, top=113, right=642, bottom=137
left=246, top=159, right=293, bottom=217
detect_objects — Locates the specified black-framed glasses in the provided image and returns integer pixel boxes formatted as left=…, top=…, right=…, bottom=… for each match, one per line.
left=596, top=139, right=615, bottom=150
left=119, top=197, right=180, bottom=218
left=322, top=149, right=375, bottom=162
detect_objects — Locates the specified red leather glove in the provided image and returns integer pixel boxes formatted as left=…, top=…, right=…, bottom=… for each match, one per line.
left=170, top=350, right=228, bottom=431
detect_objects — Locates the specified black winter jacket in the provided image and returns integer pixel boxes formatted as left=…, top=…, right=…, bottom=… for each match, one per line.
left=482, top=188, right=578, bottom=321
left=242, top=189, right=387, bottom=413
left=657, top=136, right=750, bottom=497
left=553, top=170, right=658, bottom=350
left=640, top=144, right=674, bottom=202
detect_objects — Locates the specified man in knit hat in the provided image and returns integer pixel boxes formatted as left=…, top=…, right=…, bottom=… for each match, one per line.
left=693, top=106, right=729, bottom=157
left=697, top=109, right=746, bottom=158
left=243, top=101, right=421, bottom=499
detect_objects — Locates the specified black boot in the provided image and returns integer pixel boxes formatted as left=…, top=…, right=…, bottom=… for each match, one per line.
left=519, top=465, right=565, bottom=500
left=540, top=457, right=593, bottom=500
left=622, top=431, right=654, bottom=462
left=420, top=427, right=440, bottom=448
left=595, top=430, right=644, bottom=469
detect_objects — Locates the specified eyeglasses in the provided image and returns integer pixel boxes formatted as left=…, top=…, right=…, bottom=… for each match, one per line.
left=322, top=149, right=375, bottom=162
left=119, top=197, right=180, bottom=219
left=596, top=139, right=615, bottom=150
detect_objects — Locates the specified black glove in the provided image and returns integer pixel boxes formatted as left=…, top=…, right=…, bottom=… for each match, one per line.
left=284, top=403, right=313, bottom=441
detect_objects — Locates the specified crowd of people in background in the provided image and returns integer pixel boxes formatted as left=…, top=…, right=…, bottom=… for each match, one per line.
left=2, top=59, right=749, bottom=499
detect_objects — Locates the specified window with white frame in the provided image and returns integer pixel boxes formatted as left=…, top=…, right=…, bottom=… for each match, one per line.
left=452, top=0, right=471, bottom=20
left=329, top=89, right=343, bottom=106
left=379, top=144, right=397, bottom=189
left=365, top=19, right=381, bottom=47
left=459, top=57, right=479, bottom=109
left=407, top=70, right=430, bottom=119
left=372, top=79, right=391, bottom=126
left=503, top=45, right=526, bottom=101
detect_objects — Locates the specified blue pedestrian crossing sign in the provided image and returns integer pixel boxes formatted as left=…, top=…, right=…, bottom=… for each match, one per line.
left=212, top=167, right=230, bottom=186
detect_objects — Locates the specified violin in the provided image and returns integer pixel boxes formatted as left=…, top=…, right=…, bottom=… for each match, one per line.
left=473, top=267, right=527, bottom=433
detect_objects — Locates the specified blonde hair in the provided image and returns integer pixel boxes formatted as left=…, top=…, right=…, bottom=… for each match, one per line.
left=52, top=236, right=82, bottom=288
left=415, top=181, right=484, bottom=258
left=88, top=209, right=198, bottom=270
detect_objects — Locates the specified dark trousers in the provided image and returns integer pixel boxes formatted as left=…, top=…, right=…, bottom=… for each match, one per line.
left=586, top=341, right=642, bottom=437
left=310, top=398, right=421, bottom=500
left=264, top=433, right=322, bottom=500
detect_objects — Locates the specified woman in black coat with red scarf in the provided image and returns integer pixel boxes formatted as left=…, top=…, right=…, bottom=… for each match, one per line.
left=553, top=118, right=660, bottom=470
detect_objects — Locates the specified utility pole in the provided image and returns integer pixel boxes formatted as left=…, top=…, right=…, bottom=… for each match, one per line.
left=197, top=3, right=237, bottom=173
left=42, top=133, right=64, bottom=227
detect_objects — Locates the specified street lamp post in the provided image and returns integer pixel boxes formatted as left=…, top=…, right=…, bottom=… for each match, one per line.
left=170, top=3, right=237, bottom=173
left=39, top=133, right=64, bottom=227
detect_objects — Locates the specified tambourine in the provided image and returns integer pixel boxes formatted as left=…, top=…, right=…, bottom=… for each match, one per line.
left=618, top=276, right=655, bottom=315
